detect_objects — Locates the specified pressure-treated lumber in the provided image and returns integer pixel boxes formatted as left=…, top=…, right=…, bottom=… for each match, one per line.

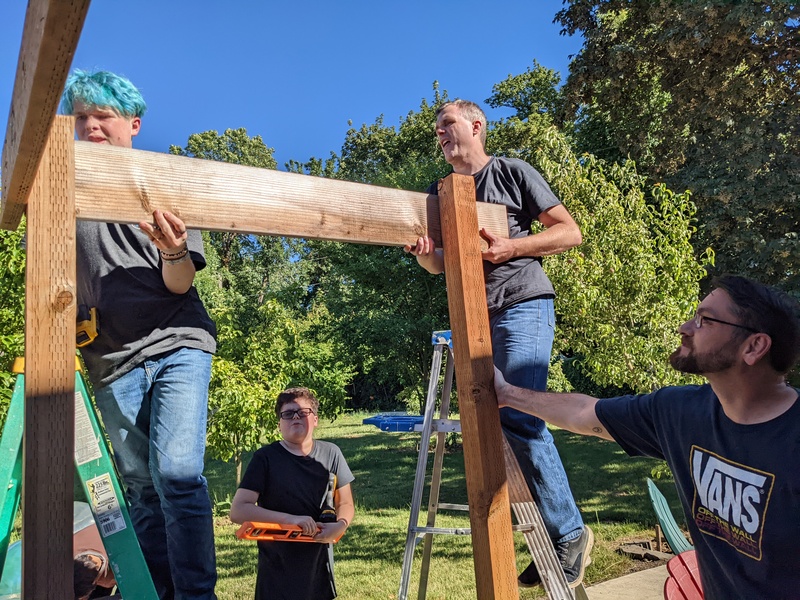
left=438, top=173, right=518, bottom=599
left=23, top=116, right=76, bottom=599
left=72, top=142, right=509, bottom=247
left=0, top=0, right=90, bottom=230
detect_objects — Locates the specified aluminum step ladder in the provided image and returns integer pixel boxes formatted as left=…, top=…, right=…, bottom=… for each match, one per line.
left=398, top=331, right=589, bottom=600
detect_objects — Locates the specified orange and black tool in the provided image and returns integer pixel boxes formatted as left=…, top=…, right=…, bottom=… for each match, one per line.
left=235, top=521, right=344, bottom=544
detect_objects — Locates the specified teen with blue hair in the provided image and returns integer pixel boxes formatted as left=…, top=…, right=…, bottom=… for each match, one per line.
left=61, top=69, right=218, bottom=600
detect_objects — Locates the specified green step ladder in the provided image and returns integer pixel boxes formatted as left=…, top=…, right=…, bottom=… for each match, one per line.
left=0, top=357, right=158, bottom=599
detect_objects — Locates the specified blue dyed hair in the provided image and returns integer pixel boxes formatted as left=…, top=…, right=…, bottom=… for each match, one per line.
left=60, top=69, right=147, bottom=118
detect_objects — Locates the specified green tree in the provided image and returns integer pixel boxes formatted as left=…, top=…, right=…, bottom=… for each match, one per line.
left=486, top=59, right=563, bottom=119
left=0, top=219, right=26, bottom=422
left=490, top=114, right=713, bottom=391
left=556, top=1, right=800, bottom=292
left=291, top=87, right=711, bottom=401
left=289, top=88, right=453, bottom=411
left=172, top=129, right=354, bottom=481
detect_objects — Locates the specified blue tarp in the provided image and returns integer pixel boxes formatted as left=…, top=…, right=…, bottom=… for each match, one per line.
left=362, top=412, right=424, bottom=432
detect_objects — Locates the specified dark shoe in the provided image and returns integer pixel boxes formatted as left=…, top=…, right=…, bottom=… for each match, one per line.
left=517, top=526, right=594, bottom=589
left=559, top=525, right=594, bottom=588
left=517, top=559, right=542, bottom=588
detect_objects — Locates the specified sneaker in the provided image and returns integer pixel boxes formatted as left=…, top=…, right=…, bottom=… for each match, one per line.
left=559, top=525, right=593, bottom=588
left=517, top=525, right=594, bottom=589
left=517, top=559, right=542, bottom=588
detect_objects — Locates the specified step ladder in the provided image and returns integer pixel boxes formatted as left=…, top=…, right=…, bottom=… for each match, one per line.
left=398, top=331, right=589, bottom=600
left=0, top=357, right=159, bottom=599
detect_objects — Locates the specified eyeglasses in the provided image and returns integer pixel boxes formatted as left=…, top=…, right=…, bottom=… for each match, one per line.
left=279, top=408, right=316, bottom=420
left=692, top=313, right=760, bottom=334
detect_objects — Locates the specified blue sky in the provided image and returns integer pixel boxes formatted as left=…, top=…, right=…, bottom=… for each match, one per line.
left=1, top=1, right=581, bottom=171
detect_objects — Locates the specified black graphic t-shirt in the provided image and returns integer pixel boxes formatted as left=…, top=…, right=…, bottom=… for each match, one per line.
left=596, top=384, right=800, bottom=600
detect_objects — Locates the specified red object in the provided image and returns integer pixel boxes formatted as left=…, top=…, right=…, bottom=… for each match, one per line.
left=235, top=521, right=343, bottom=543
left=663, top=549, right=703, bottom=599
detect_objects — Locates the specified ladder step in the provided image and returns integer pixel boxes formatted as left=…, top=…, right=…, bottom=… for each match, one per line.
left=409, top=522, right=539, bottom=536
left=413, top=418, right=461, bottom=433
left=436, top=502, right=468, bottom=511
left=411, top=526, right=472, bottom=536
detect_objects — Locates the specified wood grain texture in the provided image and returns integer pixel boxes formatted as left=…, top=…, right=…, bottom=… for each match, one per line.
left=23, top=116, right=76, bottom=599
left=439, top=173, right=519, bottom=599
left=73, top=142, right=509, bottom=246
left=0, top=0, right=90, bottom=230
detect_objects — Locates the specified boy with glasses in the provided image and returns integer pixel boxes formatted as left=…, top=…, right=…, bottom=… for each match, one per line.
left=230, top=388, right=355, bottom=600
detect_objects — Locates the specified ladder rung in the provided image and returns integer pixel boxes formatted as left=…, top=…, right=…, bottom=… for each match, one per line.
left=410, top=525, right=471, bottom=536
left=411, top=521, right=540, bottom=537
left=436, top=502, right=468, bottom=511
left=413, top=419, right=461, bottom=433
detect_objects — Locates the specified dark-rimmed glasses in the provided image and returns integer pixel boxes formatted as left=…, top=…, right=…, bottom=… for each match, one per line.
left=692, top=313, right=760, bottom=334
left=279, top=408, right=316, bottom=420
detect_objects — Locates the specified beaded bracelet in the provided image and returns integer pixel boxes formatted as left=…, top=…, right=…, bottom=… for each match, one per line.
left=160, top=243, right=188, bottom=259
left=160, top=249, right=188, bottom=260
left=162, top=253, right=191, bottom=266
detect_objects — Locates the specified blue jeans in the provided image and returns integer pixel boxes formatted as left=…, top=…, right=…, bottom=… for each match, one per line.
left=95, top=348, right=217, bottom=600
left=491, top=297, right=584, bottom=544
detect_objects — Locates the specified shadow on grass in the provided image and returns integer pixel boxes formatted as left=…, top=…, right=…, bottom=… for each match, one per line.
left=553, top=429, right=682, bottom=525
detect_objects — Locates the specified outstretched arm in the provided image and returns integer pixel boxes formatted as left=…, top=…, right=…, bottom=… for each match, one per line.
left=494, top=368, right=612, bottom=440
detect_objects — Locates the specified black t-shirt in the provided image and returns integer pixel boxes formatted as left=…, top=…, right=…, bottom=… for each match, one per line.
left=596, top=385, right=800, bottom=599
left=428, top=156, right=560, bottom=314
left=76, top=222, right=216, bottom=387
left=239, top=441, right=354, bottom=600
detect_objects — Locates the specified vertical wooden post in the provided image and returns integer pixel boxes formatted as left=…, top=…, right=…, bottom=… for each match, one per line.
left=23, top=115, right=76, bottom=599
left=438, top=173, right=518, bottom=599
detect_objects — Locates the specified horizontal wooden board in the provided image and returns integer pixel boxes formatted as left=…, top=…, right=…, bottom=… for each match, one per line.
left=73, top=142, right=508, bottom=246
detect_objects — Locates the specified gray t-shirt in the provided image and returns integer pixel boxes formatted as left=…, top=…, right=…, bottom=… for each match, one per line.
left=429, top=156, right=561, bottom=314
left=76, top=221, right=217, bottom=388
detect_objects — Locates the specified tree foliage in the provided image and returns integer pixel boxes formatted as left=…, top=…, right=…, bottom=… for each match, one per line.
left=486, top=59, right=563, bottom=119
left=291, top=86, right=711, bottom=400
left=171, top=129, right=353, bottom=480
left=0, top=219, right=26, bottom=420
left=289, top=89, right=453, bottom=410
left=556, top=1, right=800, bottom=292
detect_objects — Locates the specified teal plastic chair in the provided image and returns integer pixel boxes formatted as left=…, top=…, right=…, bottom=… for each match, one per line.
left=647, top=478, right=694, bottom=555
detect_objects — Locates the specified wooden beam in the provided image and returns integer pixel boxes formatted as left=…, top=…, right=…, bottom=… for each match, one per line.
left=438, top=173, right=518, bottom=599
left=23, top=116, right=76, bottom=599
left=0, top=0, right=90, bottom=230
left=72, top=143, right=509, bottom=247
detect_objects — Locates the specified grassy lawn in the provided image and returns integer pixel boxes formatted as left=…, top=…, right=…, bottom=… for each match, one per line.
left=205, top=412, right=683, bottom=599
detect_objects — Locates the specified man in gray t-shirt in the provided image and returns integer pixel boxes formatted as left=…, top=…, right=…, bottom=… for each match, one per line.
left=406, top=99, right=590, bottom=588
left=62, top=69, right=217, bottom=599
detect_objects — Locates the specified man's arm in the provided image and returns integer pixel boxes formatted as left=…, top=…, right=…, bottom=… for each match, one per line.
left=480, top=204, right=582, bottom=264
left=403, top=236, right=444, bottom=274
left=494, top=367, right=612, bottom=440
